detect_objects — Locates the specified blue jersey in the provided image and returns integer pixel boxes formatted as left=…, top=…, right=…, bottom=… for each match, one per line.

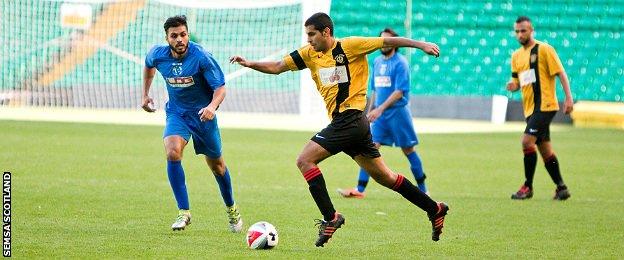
left=371, top=52, right=410, bottom=109
left=145, top=41, right=225, bottom=113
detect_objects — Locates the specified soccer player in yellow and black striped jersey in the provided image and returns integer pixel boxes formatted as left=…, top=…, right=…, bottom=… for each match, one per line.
left=507, top=16, right=574, bottom=201
left=230, top=12, right=449, bottom=247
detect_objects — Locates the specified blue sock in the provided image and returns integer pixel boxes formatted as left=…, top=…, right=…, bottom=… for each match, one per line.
left=357, top=168, right=370, bottom=192
left=167, top=160, right=189, bottom=210
left=214, top=167, right=234, bottom=207
left=407, top=152, right=428, bottom=193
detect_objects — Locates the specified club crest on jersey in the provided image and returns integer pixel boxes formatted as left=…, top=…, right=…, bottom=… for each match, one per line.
left=172, top=63, right=183, bottom=76
left=166, top=76, right=195, bottom=88
left=334, top=54, right=346, bottom=64
left=530, top=54, right=537, bottom=63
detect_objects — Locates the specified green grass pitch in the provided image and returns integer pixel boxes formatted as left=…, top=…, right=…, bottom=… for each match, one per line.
left=2, top=120, right=622, bottom=258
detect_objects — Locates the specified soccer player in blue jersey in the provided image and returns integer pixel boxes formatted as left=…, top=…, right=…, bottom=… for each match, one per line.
left=337, top=28, right=429, bottom=199
left=141, top=15, right=243, bottom=232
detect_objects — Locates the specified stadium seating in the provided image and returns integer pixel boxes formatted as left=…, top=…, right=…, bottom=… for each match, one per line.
left=1, top=0, right=620, bottom=110
left=331, top=0, right=623, bottom=102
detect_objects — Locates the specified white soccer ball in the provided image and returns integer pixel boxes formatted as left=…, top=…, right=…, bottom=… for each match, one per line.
left=246, top=221, right=278, bottom=249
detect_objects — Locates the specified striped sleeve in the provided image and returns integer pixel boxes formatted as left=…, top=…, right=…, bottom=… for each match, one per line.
left=510, top=52, right=519, bottom=84
left=283, top=46, right=309, bottom=71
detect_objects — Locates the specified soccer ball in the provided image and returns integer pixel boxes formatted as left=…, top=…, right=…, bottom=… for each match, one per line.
left=246, top=221, right=278, bottom=249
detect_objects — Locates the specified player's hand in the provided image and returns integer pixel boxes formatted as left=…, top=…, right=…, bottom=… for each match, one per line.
left=421, top=42, right=440, bottom=57
left=563, top=98, right=574, bottom=114
left=506, top=81, right=519, bottom=92
left=141, top=96, right=156, bottom=112
left=229, top=55, right=250, bottom=67
left=367, top=108, right=382, bottom=122
left=198, top=105, right=217, bottom=121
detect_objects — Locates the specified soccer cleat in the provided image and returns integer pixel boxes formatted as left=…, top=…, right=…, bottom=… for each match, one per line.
left=511, top=185, right=533, bottom=200
left=172, top=211, right=191, bottom=231
left=428, top=202, right=449, bottom=242
left=553, top=187, right=571, bottom=200
left=314, top=212, right=345, bottom=247
left=337, top=188, right=365, bottom=199
left=226, top=203, right=243, bottom=233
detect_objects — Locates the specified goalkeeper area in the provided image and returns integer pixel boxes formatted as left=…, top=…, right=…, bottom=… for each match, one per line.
left=1, top=0, right=328, bottom=119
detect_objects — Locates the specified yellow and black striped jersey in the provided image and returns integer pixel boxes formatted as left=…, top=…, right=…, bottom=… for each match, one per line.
left=283, top=37, right=384, bottom=120
left=511, top=40, right=565, bottom=118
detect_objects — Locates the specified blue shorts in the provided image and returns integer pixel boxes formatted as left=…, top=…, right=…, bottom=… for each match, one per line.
left=370, top=106, right=419, bottom=148
left=163, top=112, right=222, bottom=158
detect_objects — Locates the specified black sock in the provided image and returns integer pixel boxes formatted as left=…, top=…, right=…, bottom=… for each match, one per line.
left=544, top=154, right=565, bottom=187
left=523, top=147, right=538, bottom=188
left=303, top=167, right=336, bottom=221
left=391, top=175, right=437, bottom=215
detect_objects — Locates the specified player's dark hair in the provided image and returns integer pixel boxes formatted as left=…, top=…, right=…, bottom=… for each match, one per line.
left=304, top=12, right=333, bottom=36
left=380, top=28, right=399, bottom=37
left=380, top=27, right=399, bottom=52
left=164, top=15, right=188, bottom=33
left=515, top=16, right=531, bottom=24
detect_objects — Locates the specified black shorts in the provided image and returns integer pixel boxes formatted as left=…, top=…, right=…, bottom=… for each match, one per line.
left=524, top=111, right=556, bottom=144
left=311, top=109, right=381, bottom=158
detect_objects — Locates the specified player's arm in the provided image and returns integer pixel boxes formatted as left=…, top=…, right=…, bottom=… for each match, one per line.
left=557, top=70, right=574, bottom=114
left=142, top=66, right=157, bottom=112
left=229, top=56, right=289, bottom=75
left=507, top=54, right=520, bottom=92
left=198, top=85, right=225, bottom=122
left=367, top=90, right=403, bottom=122
left=382, top=37, right=440, bottom=57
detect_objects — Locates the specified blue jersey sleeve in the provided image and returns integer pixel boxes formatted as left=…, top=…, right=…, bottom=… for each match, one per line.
left=200, top=52, right=225, bottom=90
left=393, top=58, right=410, bottom=92
left=145, top=46, right=158, bottom=68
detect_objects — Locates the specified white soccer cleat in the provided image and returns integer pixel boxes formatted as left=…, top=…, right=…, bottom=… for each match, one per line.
left=171, top=211, right=191, bottom=231
left=226, top=203, right=243, bottom=233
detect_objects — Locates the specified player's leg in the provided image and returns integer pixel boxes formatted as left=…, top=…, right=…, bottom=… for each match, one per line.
left=512, top=114, right=540, bottom=200
left=392, top=107, right=428, bottom=193
left=192, top=116, right=243, bottom=231
left=164, top=134, right=192, bottom=230
left=163, top=113, right=192, bottom=230
left=205, top=156, right=243, bottom=231
left=353, top=155, right=448, bottom=241
left=401, top=146, right=428, bottom=194
left=296, top=140, right=335, bottom=220
left=296, top=140, right=344, bottom=247
left=535, top=113, right=570, bottom=200
left=349, top=111, right=447, bottom=241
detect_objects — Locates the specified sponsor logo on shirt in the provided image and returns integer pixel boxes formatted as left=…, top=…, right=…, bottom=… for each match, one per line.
left=374, top=76, right=392, bottom=87
left=519, top=69, right=536, bottom=87
left=319, top=66, right=349, bottom=85
left=166, top=76, right=195, bottom=88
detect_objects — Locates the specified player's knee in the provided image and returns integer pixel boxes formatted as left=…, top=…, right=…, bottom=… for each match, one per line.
left=210, top=164, right=226, bottom=176
left=295, top=155, right=312, bottom=171
left=401, top=146, right=414, bottom=155
left=521, top=139, right=535, bottom=149
left=166, top=149, right=183, bottom=161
